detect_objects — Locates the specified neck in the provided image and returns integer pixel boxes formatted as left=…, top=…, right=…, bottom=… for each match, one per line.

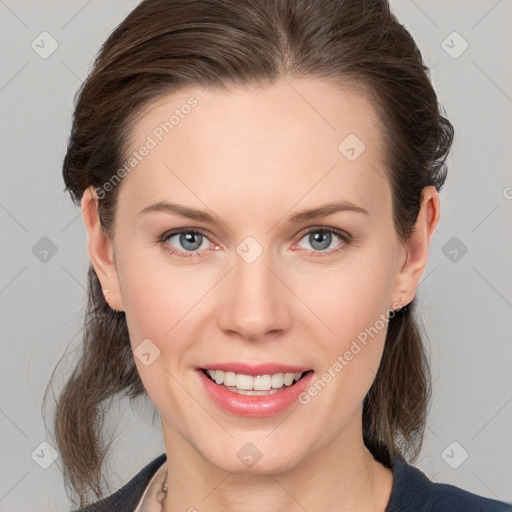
left=159, top=415, right=393, bottom=512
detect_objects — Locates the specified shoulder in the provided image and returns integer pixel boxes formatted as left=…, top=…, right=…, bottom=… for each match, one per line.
left=429, top=481, right=512, bottom=512
left=387, top=454, right=512, bottom=512
left=70, top=452, right=167, bottom=512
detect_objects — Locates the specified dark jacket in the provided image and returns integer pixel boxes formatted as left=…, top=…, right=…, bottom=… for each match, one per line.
left=72, top=452, right=512, bottom=511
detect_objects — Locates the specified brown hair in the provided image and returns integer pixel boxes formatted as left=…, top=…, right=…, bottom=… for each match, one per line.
left=45, top=0, right=454, bottom=508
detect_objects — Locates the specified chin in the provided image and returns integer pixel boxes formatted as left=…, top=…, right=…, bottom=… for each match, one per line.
left=202, top=438, right=307, bottom=476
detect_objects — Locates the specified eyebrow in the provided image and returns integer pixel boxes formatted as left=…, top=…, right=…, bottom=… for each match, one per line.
left=138, top=200, right=369, bottom=224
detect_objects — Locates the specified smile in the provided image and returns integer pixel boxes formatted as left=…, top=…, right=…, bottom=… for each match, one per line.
left=202, top=368, right=307, bottom=395
left=196, top=367, right=315, bottom=417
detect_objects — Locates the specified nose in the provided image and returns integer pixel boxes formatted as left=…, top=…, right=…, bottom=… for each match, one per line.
left=217, top=247, right=293, bottom=342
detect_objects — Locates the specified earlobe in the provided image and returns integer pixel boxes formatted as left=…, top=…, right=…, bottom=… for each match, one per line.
left=81, top=186, right=124, bottom=312
left=390, top=186, right=440, bottom=308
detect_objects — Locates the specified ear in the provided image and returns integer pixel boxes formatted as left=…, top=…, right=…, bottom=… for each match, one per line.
left=390, top=185, right=440, bottom=308
left=81, top=186, right=124, bottom=312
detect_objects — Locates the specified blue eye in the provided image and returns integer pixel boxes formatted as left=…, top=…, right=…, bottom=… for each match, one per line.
left=160, top=229, right=211, bottom=257
left=294, top=227, right=349, bottom=256
left=158, top=227, right=350, bottom=259
left=299, top=230, right=342, bottom=252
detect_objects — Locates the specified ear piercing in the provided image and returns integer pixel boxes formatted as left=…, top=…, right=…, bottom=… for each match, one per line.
left=391, top=294, right=408, bottom=312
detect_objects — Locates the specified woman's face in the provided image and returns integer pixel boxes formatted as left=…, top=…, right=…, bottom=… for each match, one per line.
left=84, top=78, right=437, bottom=474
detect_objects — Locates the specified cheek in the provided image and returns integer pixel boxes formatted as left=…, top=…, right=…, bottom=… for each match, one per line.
left=120, top=265, right=169, bottom=345
left=311, top=253, right=396, bottom=345
left=117, top=259, right=203, bottom=412
left=303, top=249, right=396, bottom=396
left=117, top=255, right=216, bottom=356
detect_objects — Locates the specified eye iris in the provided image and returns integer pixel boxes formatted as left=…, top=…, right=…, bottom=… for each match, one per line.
left=173, top=231, right=337, bottom=253
left=310, top=231, right=331, bottom=251
left=180, top=232, right=202, bottom=251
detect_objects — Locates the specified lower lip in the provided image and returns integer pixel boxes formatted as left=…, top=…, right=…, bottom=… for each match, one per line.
left=196, top=369, right=315, bottom=417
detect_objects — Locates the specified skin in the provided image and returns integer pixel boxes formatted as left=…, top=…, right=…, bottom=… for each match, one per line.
left=81, top=78, right=439, bottom=512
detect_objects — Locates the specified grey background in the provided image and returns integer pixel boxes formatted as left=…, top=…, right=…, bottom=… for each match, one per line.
left=1, top=0, right=511, bottom=510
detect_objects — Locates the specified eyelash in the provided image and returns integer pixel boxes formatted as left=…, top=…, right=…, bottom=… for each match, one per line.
left=157, top=227, right=351, bottom=259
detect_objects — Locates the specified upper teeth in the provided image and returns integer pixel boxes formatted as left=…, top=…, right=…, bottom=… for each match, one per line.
left=205, top=370, right=303, bottom=390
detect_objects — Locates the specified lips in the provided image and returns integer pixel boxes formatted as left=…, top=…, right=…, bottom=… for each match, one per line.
left=196, top=366, right=315, bottom=417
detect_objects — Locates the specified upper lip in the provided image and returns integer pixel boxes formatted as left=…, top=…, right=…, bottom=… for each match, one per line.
left=199, top=362, right=311, bottom=376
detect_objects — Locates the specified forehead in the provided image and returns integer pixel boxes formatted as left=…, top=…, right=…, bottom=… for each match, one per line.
left=117, top=78, right=390, bottom=222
